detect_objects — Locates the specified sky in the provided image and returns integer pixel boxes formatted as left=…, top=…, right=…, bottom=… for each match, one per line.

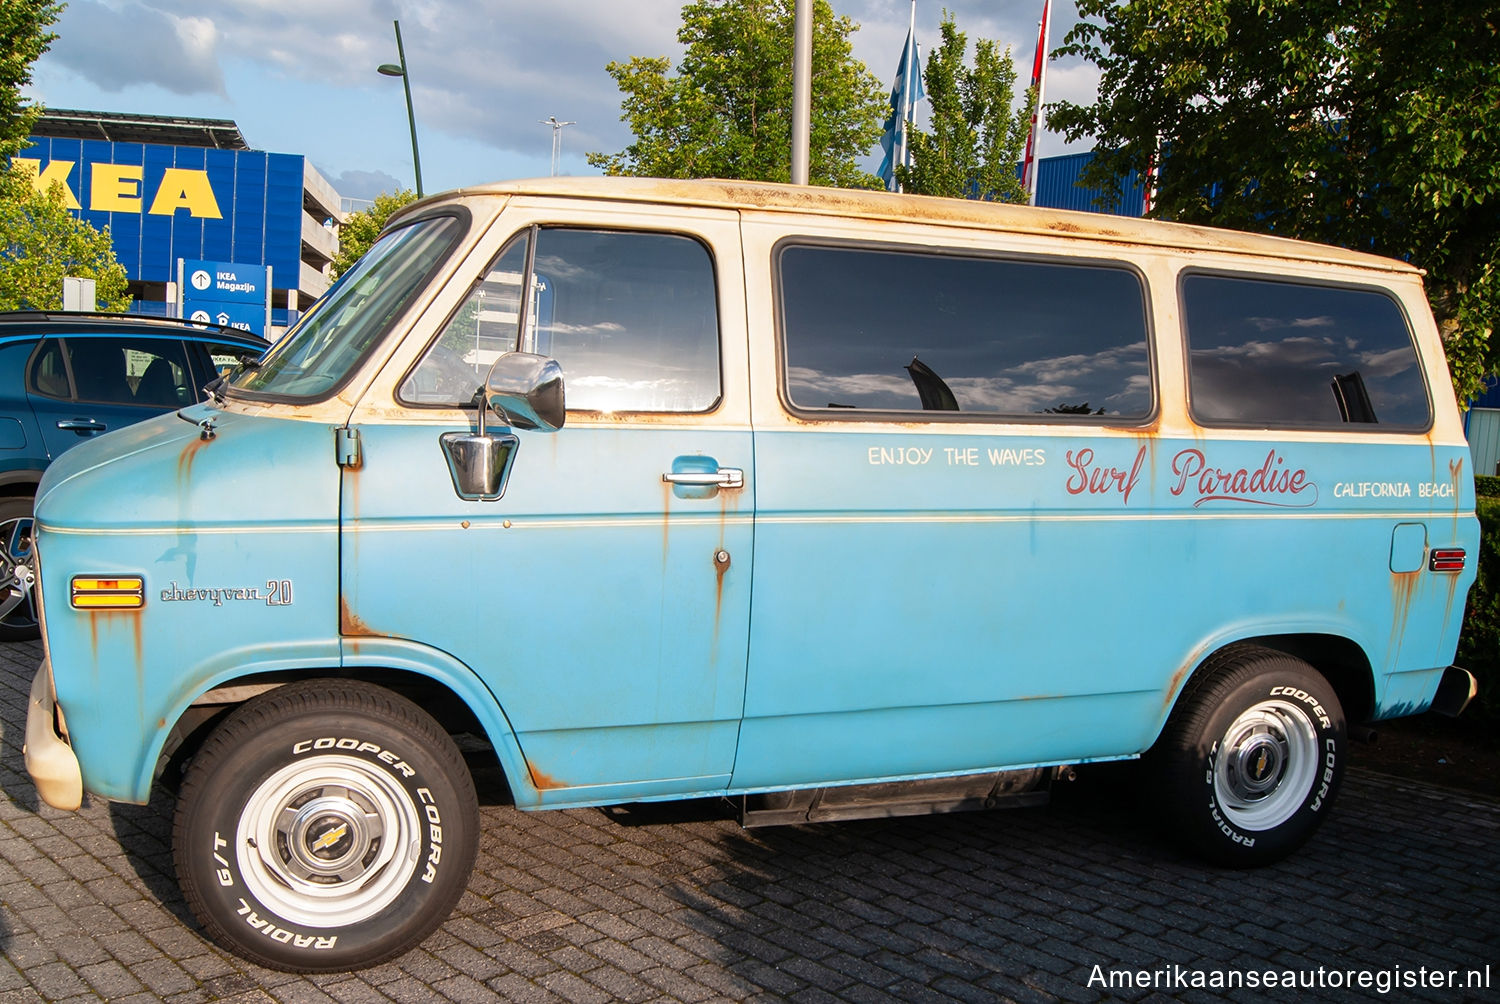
left=24, top=0, right=1098, bottom=206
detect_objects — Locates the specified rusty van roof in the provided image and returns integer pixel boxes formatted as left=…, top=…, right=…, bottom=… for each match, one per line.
left=396, top=177, right=1421, bottom=275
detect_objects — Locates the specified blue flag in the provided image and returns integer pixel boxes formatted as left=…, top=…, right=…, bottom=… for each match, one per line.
left=877, top=26, right=924, bottom=192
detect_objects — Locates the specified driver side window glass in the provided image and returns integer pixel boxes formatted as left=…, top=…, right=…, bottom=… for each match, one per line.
left=403, top=238, right=530, bottom=405
left=404, top=227, right=722, bottom=413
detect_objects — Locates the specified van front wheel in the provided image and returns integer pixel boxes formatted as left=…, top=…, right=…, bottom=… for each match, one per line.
left=173, top=680, right=477, bottom=972
left=1150, top=647, right=1345, bottom=867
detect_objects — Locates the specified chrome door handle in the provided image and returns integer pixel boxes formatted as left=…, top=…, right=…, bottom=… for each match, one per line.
left=57, top=419, right=106, bottom=432
left=662, top=467, right=744, bottom=490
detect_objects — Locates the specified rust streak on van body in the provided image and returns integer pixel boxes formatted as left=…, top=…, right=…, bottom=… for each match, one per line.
left=526, top=761, right=565, bottom=790
left=1161, top=662, right=1191, bottom=715
left=660, top=478, right=672, bottom=571
left=1390, top=570, right=1422, bottom=655
left=85, top=610, right=144, bottom=701
left=177, top=435, right=211, bottom=482
left=339, top=597, right=379, bottom=637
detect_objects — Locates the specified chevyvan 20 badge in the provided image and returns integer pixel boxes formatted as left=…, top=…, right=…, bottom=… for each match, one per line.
left=160, top=580, right=294, bottom=606
left=1065, top=445, right=1317, bottom=508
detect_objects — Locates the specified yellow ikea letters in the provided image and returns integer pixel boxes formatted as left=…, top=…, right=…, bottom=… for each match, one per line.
left=13, top=159, right=224, bottom=219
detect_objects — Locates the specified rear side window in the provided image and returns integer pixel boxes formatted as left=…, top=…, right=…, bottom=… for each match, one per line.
left=777, top=244, right=1152, bottom=419
left=1183, top=274, right=1431, bottom=429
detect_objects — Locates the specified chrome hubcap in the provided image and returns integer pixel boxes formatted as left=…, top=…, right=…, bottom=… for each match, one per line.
left=1213, top=699, right=1319, bottom=831
left=238, top=754, right=422, bottom=927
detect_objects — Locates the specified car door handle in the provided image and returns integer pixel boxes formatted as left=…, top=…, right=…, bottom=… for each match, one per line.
left=56, top=419, right=106, bottom=433
left=661, top=467, right=744, bottom=490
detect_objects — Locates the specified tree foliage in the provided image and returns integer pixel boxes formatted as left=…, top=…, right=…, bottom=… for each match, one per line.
left=0, top=1, right=127, bottom=311
left=0, top=0, right=60, bottom=159
left=896, top=15, right=1032, bottom=202
left=588, top=0, right=886, bottom=188
left=0, top=173, right=131, bottom=311
left=330, top=190, right=419, bottom=280
left=1049, top=0, right=1500, bottom=403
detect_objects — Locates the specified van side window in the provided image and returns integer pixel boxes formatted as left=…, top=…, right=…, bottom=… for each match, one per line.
left=403, top=238, right=531, bottom=406
left=1183, top=274, right=1431, bottom=429
left=405, top=229, right=721, bottom=413
left=777, top=244, right=1151, bottom=418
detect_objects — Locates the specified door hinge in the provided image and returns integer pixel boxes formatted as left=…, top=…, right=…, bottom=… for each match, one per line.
left=335, top=426, right=362, bottom=469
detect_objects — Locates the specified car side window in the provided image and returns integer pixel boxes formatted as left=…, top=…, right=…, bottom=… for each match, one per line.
left=28, top=340, right=69, bottom=399
left=29, top=337, right=195, bottom=407
left=777, top=243, right=1152, bottom=419
left=404, top=228, right=722, bottom=413
left=1183, top=273, right=1431, bottom=429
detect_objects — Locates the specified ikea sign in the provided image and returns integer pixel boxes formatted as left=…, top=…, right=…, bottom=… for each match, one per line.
left=15, top=136, right=305, bottom=289
left=14, top=158, right=223, bottom=218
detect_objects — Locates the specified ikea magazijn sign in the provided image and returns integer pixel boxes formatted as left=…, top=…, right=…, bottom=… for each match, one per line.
left=14, top=137, right=305, bottom=290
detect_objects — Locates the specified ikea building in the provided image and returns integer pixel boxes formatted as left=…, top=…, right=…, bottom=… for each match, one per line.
left=16, top=109, right=343, bottom=332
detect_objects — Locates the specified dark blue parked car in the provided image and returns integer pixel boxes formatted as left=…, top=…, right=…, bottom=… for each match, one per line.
left=0, top=312, right=266, bottom=639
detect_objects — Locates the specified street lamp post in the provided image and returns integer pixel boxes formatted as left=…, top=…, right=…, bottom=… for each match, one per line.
left=540, top=117, right=576, bottom=176
left=377, top=19, right=424, bottom=198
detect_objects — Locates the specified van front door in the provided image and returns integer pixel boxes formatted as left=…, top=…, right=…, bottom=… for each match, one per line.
left=340, top=212, right=753, bottom=805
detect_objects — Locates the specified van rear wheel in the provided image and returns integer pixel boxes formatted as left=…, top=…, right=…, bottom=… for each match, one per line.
left=173, top=680, right=477, bottom=972
left=1149, top=646, right=1344, bottom=866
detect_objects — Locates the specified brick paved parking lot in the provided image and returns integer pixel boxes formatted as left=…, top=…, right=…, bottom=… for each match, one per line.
left=0, top=637, right=1496, bottom=1003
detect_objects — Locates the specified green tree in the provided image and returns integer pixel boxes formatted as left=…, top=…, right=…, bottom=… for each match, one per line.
left=1049, top=0, right=1500, bottom=404
left=330, top=189, right=419, bottom=279
left=588, top=0, right=886, bottom=188
left=0, top=174, right=131, bottom=310
left=0, top=0, right=60, bottom=158
left=896, top=14, right=1032, bottom=202
left=0, top=0, right=127, bottom=311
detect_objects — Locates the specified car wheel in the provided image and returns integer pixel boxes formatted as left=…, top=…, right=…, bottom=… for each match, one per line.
left=0, top=497, right=39, bottom=642
left=173, top=679, right=478, bottom=972
left=1148, top=645, right=1344, bottom=867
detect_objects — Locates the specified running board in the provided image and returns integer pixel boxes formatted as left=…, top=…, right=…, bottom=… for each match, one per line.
left=739, top=767, right=1051, bottom=827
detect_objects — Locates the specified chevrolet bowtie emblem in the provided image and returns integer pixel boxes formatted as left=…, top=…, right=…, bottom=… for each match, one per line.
left=311, top=823, right=349, bottom=852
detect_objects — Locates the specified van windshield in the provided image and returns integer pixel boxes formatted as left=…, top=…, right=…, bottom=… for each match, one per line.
left=230, top=215, right=462, bottom=400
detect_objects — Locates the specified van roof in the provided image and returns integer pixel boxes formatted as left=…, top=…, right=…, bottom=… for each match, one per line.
left=417, top=177, right=1419, bottom=276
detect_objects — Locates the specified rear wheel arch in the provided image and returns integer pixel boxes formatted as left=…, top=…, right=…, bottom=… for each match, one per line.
left=1167, top=633, right=1374, bottom=732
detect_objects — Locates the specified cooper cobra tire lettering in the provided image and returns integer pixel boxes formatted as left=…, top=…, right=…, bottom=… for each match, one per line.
left=174, top=680, right=477, bottom=973
left=1148, top=645, right=1346, bottom=867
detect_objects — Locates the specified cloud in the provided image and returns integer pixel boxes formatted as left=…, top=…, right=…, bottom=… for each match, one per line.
left=327, top=168, right=407, bottom=203
left=48, top=1, right=225, bottom=96
left=39, top=1, right=1101, bottom=172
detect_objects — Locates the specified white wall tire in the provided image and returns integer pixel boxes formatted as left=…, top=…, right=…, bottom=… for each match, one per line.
left=1150, top=646, right=1345, bottom=867
left=173, top=680, right=477, bottom=972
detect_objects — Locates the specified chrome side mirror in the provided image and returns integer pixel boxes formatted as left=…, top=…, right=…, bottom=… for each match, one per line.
left=439, top=392, right=519, bottom=501
left=486, top=352, right=565, bottom=432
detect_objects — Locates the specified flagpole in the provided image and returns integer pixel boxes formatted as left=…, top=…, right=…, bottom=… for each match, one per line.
left=1024, top=0, right=1052, bottom=205
left=894, top=0, right=917, bottom=191
left=791, top=0, right=812, bottom=185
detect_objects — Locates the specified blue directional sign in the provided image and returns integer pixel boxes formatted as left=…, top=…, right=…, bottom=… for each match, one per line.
left=182, top=258, right=270, bottom=336
left=184, top=260, right=268, bottom=304
left=185, top=302, right=266, bottom=333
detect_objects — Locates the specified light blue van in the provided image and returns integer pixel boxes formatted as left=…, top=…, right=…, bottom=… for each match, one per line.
left=24, top=179, right=1479, bottom=971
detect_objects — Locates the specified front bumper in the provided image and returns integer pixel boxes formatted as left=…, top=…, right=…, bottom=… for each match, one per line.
left=23, top=658, right=82, bottom=810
